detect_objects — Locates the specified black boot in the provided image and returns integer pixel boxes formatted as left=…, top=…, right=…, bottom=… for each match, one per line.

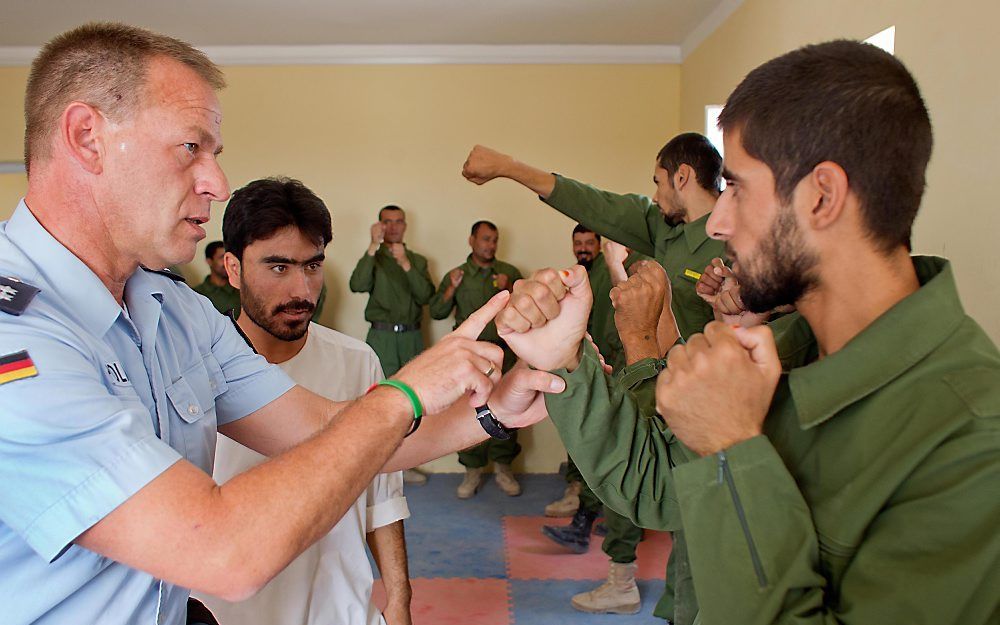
left=541, top=504, right=598, bottom=553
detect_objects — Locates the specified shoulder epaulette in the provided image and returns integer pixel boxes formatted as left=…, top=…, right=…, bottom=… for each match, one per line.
left=0, top=275, right=41, bottom=316
left=141, top=266, right=187, bottom=282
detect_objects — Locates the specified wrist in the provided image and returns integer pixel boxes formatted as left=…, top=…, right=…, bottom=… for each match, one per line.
left=693, top=426, right=763, bottom=457
left=559, top=342, right=584, bottom=373
left=366, top=381, right=424, bottom=436
left=367, top=243, right=379, bottom=256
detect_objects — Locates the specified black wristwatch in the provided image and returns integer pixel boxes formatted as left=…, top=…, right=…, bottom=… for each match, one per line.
left=475, top=404, right=512, bottom=440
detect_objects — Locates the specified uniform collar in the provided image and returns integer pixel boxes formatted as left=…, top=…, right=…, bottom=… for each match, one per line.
left=198, top=275, right=235, bottom=293
left=781, top=256, right=963, bottom=429
left=465, top=253, right=494, bottom=273
left=7, top=200, right=161, bottom=338
left=682, top=213, right=712, bottom=255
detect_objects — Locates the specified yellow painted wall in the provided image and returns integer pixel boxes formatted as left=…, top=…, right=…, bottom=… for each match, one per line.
left=681, top=0, right=1000, bottom=343
left=0, top=63, right=680, bottom=473
left=0, top=68, right=28, bottom=206
left=5, top=0, right=993, bottom=474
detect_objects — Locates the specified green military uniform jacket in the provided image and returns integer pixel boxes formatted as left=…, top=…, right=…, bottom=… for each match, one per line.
left=428, top=254, right=523, bottom=345
left=348, top=245, right=434, bottom=325
left=545, top=175, right=724, bottom=340
left=546, top=257, right=1000, bottom=625
left=192, top=276, right=241, bottom=316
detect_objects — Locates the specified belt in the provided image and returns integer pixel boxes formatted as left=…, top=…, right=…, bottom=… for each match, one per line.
left=371, top=321, right=421, bottom=333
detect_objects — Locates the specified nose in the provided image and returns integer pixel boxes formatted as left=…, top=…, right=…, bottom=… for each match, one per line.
left=290, top=268, right=313, bottom=299
left=196, top=156, right=231, bottom=202
left=706, top=194, right=730, bottom=241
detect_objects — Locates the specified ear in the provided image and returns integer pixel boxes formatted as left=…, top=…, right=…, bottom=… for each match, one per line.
left=673, top=163, right=693, bottom=191
left=59, top=102, right=106, bottom=175
left=468, top=234, right=475, bottom=248
left=803, top=161, right=849, bottom=231
left=223, top=251, right=242, bottom=289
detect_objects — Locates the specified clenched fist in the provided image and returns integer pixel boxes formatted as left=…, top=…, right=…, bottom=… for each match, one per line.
left=656, top=322, right=781, bottom=456
left=388, top=243, right=411, bottom=271
left=462, top=145, right=515, bottom=185
left=497, top=266, right=592, bottom=371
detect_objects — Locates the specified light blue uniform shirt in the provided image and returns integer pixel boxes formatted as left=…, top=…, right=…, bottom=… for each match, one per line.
left=0, top=201, right=296, bottom=625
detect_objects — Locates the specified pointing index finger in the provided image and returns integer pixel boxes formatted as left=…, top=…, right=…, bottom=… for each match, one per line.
left=453, top=290, right=511, bottom=339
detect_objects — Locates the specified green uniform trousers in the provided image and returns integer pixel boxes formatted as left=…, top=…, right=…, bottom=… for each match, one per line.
left=457, top=432, right=522, bottom=468
left=364, top=327, right=424, bottom=377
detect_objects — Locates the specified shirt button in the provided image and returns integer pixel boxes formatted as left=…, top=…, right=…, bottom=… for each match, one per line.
left=210, top=380, right=217, bottom=390
left=188, top=404, right=199, bottom=415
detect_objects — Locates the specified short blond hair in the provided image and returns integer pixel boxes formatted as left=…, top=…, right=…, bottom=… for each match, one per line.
left=24, top=22, right=226, bottom=174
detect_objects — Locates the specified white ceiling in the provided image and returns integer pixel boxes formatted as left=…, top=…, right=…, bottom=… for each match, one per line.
left=0, top=0, right=743, bottom=63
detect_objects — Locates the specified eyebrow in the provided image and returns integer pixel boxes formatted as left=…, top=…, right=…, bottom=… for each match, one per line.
left=188, top=125, right=224, bottom=155
left=721, top=168, right=742, bottom=184
left=261, top=253, right=326, bottom=265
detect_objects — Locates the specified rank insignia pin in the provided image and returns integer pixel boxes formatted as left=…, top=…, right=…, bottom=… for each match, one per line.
left=0, top=276, right=40, bottom=316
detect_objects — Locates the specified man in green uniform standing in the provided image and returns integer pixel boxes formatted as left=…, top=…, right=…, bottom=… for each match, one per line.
left=430, top=220, right=524, bottom=498
left=495, top=41, right=1000, bottom=625
left=350, top=205, right=436, bottom=486
left=541, top=226, right=607, bottom=538
left=463, top=133, right=725, bottom=623
left=193, top=240, right=241, bottom=315
left=349, top=205, right=434, bottom=377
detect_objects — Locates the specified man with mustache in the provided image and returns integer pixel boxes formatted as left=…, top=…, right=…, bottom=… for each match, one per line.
left=494, top=40, right=1000, bottom=625
left=0, top=23, right=563, bottom=625
left=463, top=134, right=725, bottom=623
left=430, top=220, right=525, bottom=498
left=196, top=177, right=413, bottom=625
left=350, top=205, right=436, bottom=486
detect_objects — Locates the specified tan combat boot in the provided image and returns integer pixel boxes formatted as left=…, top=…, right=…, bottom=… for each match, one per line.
left=544, top=480, right=582, bottom=517
left=457, top=467, right=484, bottom=499
left=570, top=561, right=641, bottom=614
left=494, top=463, right=522, bottom=496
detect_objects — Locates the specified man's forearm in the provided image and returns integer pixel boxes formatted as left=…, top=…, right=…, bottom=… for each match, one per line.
left=77, top=387, right=414, bottom=601
left=367, top=521, right=412, bottom=620
left=501, top=159, right=557, bottom=198
left=546, top=342, right=683, bottom=531
left=620, top=328, right=661, bottom=365
left=382, top=401, right=489, bottom=472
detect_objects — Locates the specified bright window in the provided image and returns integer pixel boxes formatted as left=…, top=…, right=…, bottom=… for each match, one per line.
left=705, top=104, right=725, bottom=158
left=864, top=26, right=895, bottom=55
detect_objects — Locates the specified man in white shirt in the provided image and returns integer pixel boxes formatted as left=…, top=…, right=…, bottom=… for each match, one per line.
left=198, top=177, right=413, bottom=625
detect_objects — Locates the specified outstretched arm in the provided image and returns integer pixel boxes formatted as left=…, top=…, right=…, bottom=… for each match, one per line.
left=462, top=144, right=556, bottom=198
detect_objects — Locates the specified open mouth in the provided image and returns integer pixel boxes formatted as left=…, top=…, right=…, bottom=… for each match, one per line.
left=185, top=217, right=208, bottom=226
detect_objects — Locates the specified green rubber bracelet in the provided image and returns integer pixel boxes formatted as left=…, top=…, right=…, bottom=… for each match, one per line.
left=377, top=379, right=424, bottom=435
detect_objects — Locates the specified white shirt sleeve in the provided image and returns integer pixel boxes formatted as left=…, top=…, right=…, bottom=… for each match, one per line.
left=366, top=470, right=409, bottom=530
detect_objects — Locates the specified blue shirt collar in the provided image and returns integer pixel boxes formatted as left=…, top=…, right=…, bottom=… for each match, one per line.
left=7, top=200, right=162, bottom=338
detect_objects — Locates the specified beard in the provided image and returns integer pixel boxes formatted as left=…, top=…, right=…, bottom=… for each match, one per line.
left=660, top=202, right=686, bottom=227
left=732, top=206, right=818, bottom=313
left=240, top=277, right=315, bottom=342
left=575, top=254, right=594, bottom=270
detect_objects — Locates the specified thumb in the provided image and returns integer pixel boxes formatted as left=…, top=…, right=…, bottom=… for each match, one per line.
left=507, top=367, right=567, bottom=395
left=559, top=264, right=592, bottom=305
left=732, top=326, right=780, bottom=374
left=454, top=290, right=510, bottom=339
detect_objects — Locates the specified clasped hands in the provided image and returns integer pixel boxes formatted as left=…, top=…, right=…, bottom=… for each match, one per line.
left=495, top=262, right=783, bottom=456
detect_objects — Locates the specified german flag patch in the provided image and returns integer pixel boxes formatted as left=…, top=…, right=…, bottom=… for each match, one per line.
left=0, top=351, right=38, bottom=386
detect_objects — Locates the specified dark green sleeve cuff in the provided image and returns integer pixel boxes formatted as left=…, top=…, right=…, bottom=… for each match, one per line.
left=673, top=435, right=777, bottom=501
left=616, top=357, right=666, bottom=390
